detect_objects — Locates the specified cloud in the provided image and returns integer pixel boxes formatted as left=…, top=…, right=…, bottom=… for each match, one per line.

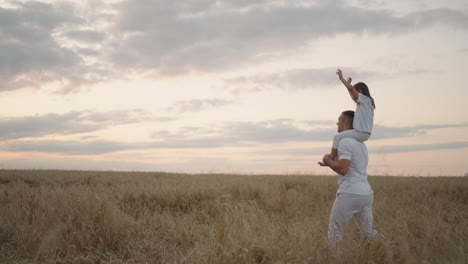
left=409, top=8, right=468, bottom=29
left=0, top=155, right=163, bottom=171
left=0, top=137, right=233, bottom=155
left=0, top=1, right=119, bottom=93
left=256, top=141, right=468, bottom=157
left=372, top=123, right=468, bottom=139
left=159, top=121, right=468, bottom=147
left=0, top=96, right=238, bottom=141
left=1, top=0, right=467, bottom=92
left=3, top=136, right=468, bottom=157
left=0, top=140, right=135, bottom=155
left=257, top=146, right=329, bottom=157
left=0, top=119, right=332, bottom=154
left=165, top=98, right=234, bottom=113
left=109, top=0, right=468, bottom=75
left=153, top=119, right=335, bottom=144
left=2, top=117, right=468, bottom=155
left=0, top=110, right=169, bottom=140
left=0, top=118, right=332, bottom=154
left=222, top=67, right=377, bottom=92
left=371, top=141, right=468, bottom=154
left=0, top=1, right=84, bottom=91
left=2, top=112, right=467, bottom=154
left=63, top=29, right=107, bottom=43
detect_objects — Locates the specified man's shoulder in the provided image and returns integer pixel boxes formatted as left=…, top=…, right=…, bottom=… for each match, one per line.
left=339, top=137, right=361, bottom=145
left=338, top=137, right=366, bottom=150
left=338, top=137, right=368, bottom=161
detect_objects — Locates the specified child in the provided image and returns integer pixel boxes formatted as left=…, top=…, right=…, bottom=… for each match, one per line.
left=327, top=69, right=376, bottom=162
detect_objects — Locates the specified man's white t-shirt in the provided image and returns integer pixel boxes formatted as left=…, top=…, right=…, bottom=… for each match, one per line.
left=354, top=93, right=375, bottom=134
left=336, top=138, right=373, bottom=195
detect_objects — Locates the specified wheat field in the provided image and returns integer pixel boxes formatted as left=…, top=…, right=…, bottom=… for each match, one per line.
left=0, top=170, right=466, bottom=264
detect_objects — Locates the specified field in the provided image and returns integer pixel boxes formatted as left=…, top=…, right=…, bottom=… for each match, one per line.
left=0, top=170, right=466, bottom=264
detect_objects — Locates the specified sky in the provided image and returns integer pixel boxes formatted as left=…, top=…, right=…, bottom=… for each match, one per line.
left=0, top=0, right=467, bottom=176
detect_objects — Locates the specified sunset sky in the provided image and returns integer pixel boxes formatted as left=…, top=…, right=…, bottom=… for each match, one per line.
left=1, top=0, right=467, bottom=176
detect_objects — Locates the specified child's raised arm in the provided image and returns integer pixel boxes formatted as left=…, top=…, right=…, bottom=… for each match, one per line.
left=336, top=69, right=359, bottom=102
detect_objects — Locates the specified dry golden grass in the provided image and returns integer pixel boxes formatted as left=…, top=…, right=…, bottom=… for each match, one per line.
left=0, top=169, right=466, bottom=263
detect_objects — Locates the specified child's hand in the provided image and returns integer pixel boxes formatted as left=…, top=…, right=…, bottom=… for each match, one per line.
left=336, top=69, right=344, bottom=80
left=347, top=77, right=352, bottom=84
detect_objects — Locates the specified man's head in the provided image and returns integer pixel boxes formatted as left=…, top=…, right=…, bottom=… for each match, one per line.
left=337, top=110, right=354, bottom=132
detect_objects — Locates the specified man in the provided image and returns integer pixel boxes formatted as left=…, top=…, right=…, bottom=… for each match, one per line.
left=318, top=110, right=379, bottom=247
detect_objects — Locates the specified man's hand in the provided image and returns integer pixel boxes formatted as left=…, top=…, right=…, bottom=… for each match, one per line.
left=319, top=153, right=351, bottom=175
left=318, top=154, right=331, bottom=166
left=318, top=161, right=328, bottom=167
left=322, top=154, right=332, bottom=164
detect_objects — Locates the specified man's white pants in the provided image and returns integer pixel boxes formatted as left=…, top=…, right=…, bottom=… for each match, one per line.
left=328, top=192, right=378, bottom=246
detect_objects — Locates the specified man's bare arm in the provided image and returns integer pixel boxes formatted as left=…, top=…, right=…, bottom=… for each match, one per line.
left=322, top=154, right=350, bottom=175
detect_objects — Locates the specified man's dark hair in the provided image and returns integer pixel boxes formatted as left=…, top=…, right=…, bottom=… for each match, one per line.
left=342, top=110, right=355, bottom=129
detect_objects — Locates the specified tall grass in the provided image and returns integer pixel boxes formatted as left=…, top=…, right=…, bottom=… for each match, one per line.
left=0, top=170, right=466, bottom=263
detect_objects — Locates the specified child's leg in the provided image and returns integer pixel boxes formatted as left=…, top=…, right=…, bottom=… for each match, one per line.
left=330, top=130, right=370, bottom=160
left=352, top=131, right=371, bottom=142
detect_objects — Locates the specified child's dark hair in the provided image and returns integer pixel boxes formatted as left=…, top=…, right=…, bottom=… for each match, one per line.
left=354, top=82, right=376, bottom=108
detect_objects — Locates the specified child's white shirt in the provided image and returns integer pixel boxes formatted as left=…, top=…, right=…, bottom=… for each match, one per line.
left=354, top=93, right=374, bottom=134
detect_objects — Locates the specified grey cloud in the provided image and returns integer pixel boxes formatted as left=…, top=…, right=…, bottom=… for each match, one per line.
left=0, top=110, right=168, bottom=140
left=0, top=1, right=119, bottom=93
left=157, top=121, right=468, bottom=145
left=0, top=1, right=79, bottom=41
left=136, top=120, right=468, bottom=152
left=371, top=125, right=422, bottom=140
left=76, top=48, right=101, bottom=57
left=3, top=137, right=468, bottom=156
left=2, top=119, right=468, bottom=155
left=409, top=8, right=468, bottom=28
left=255, top=141, right=468, bottom=157
left=2, top=0, right=467, bottom=92
left=417, top=123, right=468, bottom=130
left=1, top=119, right=334, bottom=154
left=253, top=146, right=329, bottom=157
left=0, top=156, right=163, bottom=171
left=0, top=1, right=85, bottom=91
left=111, top=1, right=382, bottom=70
left=223, top=68, right=377, bottom=92
left=110, top=0, right=467, bottom=74
left=371, top=141, right=468, bottom=154
left=2, top=109, right=467, bottom=153
left=372, top=123, right=468, bottom=139
left=155, top=119, right=335, bottom=144
left=0, top=96, right=236, bottom=141
left=64, top=30, right=107, bottom=43
left=0, top=138, right=231, bottom=155
left=1, top=140, right=135, bottom=155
